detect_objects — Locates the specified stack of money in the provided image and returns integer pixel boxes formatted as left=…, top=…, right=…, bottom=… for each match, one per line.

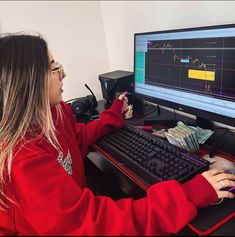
left=164, top=121, right=214, bottom=153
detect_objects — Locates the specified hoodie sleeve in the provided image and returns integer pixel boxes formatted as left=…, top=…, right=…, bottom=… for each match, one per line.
left=63, top=99, right=125, bottom=157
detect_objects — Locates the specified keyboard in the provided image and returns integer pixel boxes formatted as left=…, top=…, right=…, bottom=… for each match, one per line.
left=94, top=124, right=210, bottom=185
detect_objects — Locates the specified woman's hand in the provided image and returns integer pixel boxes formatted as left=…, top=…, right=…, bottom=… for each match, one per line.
left=118, top=92, right=129, bottom=114
left=201, top=169, right=235, bottom=199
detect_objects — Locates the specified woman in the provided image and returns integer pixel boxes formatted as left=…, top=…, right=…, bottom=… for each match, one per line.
left=0, top=33, right=234, bottom=236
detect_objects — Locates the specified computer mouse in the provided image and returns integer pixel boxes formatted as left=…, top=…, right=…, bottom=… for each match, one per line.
left=227, top=186, right=235, bottom=195
left=203, top=155, right=235, bottom=174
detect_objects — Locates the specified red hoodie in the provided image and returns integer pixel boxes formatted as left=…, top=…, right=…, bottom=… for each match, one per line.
left=0, top=99, right=217, bottom=236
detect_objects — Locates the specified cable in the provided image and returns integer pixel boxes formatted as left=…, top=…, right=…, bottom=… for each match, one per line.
left=173, top=109, right=176, bottom=121
left=90, top=114, right=100, bottom=121
left=144, top=106, right=159, bottom=117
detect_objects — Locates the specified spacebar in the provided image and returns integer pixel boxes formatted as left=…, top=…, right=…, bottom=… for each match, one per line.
left=95, top=140, right=162, bottom=185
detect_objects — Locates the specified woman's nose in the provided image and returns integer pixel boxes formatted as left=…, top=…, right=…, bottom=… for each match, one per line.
left=61, top=70, right=66, bottom=80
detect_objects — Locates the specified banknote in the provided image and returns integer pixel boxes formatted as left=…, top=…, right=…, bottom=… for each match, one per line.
left=164, top=132, right=188, bottom=151
left=167, top=128, right=190, bottom=151
left=176, top=121, right=199, bottom=151
left=193, top=126, right=214, bottom=144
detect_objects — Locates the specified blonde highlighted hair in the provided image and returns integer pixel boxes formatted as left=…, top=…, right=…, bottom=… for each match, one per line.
left=0, top=33, right=62, bottom=209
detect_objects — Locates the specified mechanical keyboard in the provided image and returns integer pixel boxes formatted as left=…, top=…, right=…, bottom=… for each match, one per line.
left=94, top=124, right=210, bottom=185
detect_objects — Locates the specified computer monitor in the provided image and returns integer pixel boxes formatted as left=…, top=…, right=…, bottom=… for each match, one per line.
left=134, top=23, right=235, bottom=128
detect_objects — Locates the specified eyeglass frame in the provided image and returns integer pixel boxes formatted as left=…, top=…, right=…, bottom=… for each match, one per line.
left=51, top=61, right=63, bottom=73
left=51, top=61, right=66, bottom=80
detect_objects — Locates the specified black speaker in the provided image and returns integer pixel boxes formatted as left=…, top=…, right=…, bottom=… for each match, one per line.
left=70, top=95, right=97, bottom=117
left=99, top=70, right=134, bottom=104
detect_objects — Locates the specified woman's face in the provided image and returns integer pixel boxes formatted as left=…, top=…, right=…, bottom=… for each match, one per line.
left=48, top=50, right=66, bottom=106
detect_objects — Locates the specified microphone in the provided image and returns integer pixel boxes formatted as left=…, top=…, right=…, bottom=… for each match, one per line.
left=85, top=83, right=96, bottom=98
left=84, top=83, right=98, bottom=110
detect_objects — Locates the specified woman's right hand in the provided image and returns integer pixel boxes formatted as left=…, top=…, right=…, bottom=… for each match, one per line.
left=118, top=91, right=129, bottom=114
left=201, top=169, right=235, bottom=199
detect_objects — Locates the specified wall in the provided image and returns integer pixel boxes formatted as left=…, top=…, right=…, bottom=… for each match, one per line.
left=100, top=1, right=235, bottom=71
left=0, top=1, right=109, bottom=101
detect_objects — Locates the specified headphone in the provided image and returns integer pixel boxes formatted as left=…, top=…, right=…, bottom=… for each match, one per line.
left=66, top=84, right=98, bottom=117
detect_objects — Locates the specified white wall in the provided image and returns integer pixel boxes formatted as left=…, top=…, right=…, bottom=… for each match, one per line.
left=0, top=1, right=109, bottom=101
left=100, top=1, right=235, bottom=71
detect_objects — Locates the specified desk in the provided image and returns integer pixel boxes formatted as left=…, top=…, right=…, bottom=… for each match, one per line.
left=85, top=100, right=235, bottom=236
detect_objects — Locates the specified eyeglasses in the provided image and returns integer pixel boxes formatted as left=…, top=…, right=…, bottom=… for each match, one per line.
left=51, top=61, right=66, bottom=79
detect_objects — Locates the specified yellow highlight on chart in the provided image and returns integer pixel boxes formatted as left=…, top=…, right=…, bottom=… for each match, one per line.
left=188, top=69, right=215, bottom=81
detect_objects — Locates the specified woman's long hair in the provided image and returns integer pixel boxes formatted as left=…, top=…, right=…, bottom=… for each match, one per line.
left=0, top=33, right=61, bottom=209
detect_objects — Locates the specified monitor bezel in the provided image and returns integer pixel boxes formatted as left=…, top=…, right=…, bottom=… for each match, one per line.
left=134, top=23, right=235, bottom=127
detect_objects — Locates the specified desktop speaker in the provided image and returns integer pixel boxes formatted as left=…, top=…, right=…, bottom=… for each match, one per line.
left=99, top=70, right=134, bottom=104
left=66, top=84, right=98, bottom=118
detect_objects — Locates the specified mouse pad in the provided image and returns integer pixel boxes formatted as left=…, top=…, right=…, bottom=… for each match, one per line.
left=188, top=198, right=235, bottom=235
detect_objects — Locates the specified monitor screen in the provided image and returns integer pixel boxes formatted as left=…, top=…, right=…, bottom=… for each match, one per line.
left=134, top=24, right=235, bottom=127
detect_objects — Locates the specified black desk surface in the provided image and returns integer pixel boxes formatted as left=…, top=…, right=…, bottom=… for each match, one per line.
left=84, top=100, right=235, bottom=236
